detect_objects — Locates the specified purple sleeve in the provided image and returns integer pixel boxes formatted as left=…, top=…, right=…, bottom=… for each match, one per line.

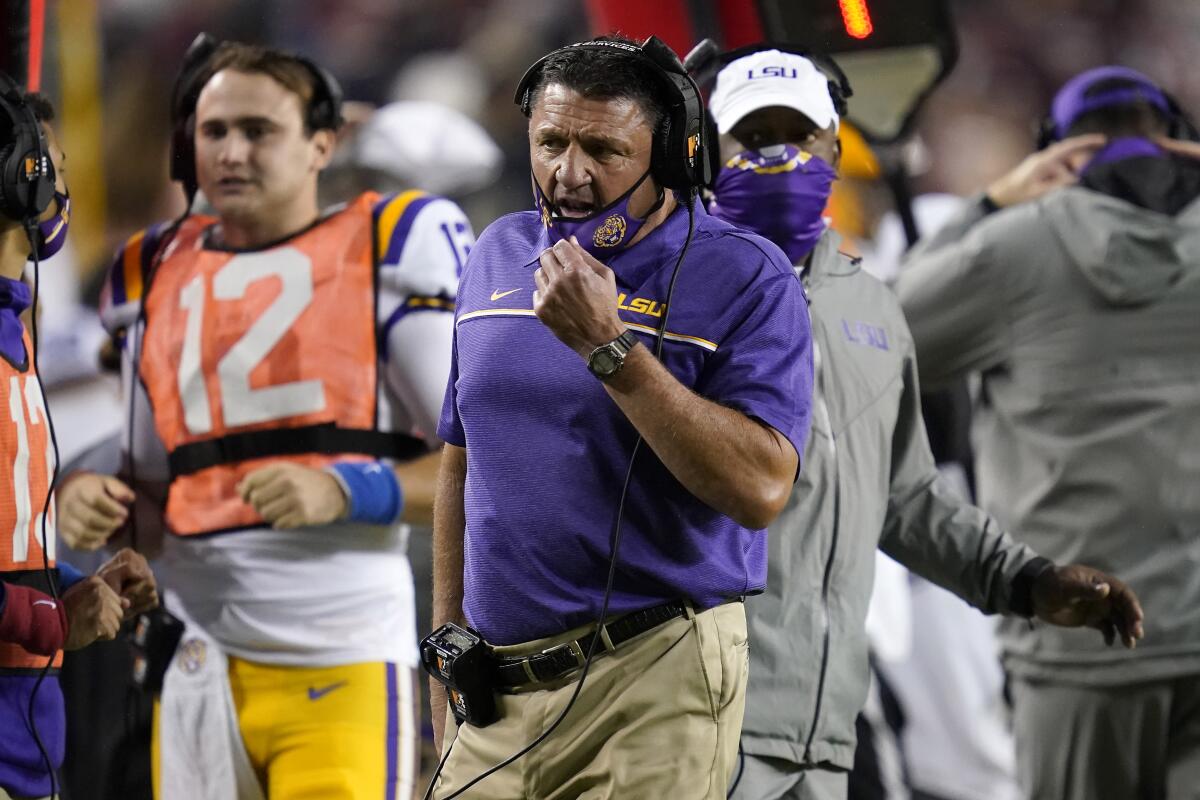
left=697, top=270, right=813, bottom=466
left=437, top=332, right=465, bottom=446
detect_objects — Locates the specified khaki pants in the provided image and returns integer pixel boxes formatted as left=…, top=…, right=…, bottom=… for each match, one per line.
left=433, top=601, right=749, bottom=799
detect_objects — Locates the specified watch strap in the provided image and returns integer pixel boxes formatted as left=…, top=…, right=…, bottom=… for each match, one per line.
left=611, top=329, right=638, bottom=355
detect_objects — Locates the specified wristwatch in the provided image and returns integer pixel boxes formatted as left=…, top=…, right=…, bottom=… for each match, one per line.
left=586, top=330, right=639, bottom=380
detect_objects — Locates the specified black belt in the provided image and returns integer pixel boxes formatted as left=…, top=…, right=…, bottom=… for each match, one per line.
left=168, top=423, right=427, bottom=478
left=492, top=600, right=689, bottom=689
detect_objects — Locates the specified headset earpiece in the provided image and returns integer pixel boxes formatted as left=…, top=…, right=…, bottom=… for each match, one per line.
left=0, top=71, right=55, bottom=224
left=168, top=33, right=219, bottom=197
left=513, top=36, right=709, bottom=193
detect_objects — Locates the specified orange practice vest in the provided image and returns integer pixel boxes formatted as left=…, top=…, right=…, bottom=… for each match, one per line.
left=0, top=332, right=62, bottom=670
left=140, top=194, right=419, bottom=536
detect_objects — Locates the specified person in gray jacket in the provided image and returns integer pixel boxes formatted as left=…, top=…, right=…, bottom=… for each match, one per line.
left=897, top=66, right=1200, bottom=800
left=699, top=48, right=1146, bottom=800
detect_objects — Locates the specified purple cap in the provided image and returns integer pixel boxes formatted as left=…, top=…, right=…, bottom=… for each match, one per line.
left=1051, top=66, right=1170, bottom=140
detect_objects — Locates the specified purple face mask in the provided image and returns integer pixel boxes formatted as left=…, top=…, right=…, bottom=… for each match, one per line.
left=532, top=171, right=663, bottom=261
left=27, top=191, right=71, bottom=262
left=1082, top=136, right=1167, bottom=174
left=708, top=145, right=835, bottom=265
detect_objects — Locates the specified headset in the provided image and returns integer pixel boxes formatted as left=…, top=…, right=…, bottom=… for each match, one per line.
left=682, top=39, right=853, bottom=190
left=168, top=32, right=345, bottom=199
left=1036, top=75, right=1200, bottom=150
left=514, top=35, right=710, bottom=193
left=0, top=71, right=64, bottom=798
left=0, top=71, right=55, bottom=224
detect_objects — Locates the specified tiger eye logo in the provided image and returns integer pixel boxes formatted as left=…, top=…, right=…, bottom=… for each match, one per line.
left=593, top=214, right=628, bottom=248
left=539, top=201, right=552, bottom=229
left=178, top=638, right=208, bottom=675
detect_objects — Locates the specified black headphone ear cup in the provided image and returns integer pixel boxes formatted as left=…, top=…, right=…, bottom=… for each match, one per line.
left=170, top=117, right=197, bottom=197
left=30, top=147, right=54, bottom=213
left=0, top=101, right=53, bottom=222
left=650, top=114, right=675, bottom=191
left=300, top=59, right=344, bottom=132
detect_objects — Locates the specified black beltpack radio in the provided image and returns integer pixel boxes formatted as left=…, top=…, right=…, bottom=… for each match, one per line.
left=129, top=607, right=186, bottom=693
left=421, top=623, right=497, bottom=727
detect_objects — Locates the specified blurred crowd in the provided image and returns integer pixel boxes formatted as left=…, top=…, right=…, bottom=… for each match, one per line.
left=23, top=0, right=1191, bottom=295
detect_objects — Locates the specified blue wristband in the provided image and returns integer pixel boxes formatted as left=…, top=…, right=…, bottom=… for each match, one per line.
left=57, top=561, right=85, bottom=591
left=329, top=461, right=403, bottom=525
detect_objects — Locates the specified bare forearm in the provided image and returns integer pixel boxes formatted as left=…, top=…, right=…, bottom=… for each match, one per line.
left=603, top=344, right=796, bottom=528
left=432, top=445, right=467, bottom=628
left=394, top=448, right=442, bottom=526
left=430, top=444, right=467, bottom=748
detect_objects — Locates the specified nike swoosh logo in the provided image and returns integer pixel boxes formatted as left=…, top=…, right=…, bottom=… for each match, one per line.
left=307, top=681, right=348, bottom=701
left=32, top=600, right=57, bottom=609
left=490, top=288, right=521, bottom=301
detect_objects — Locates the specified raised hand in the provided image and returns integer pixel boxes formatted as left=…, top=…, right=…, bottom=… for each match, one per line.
left=533, top=237, right=626, bottom=358
left=987, top=134, right=1107, bottom=208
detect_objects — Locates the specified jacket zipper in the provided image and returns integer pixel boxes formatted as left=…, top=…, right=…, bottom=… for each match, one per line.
left=802, top=336, right=839, bottom=762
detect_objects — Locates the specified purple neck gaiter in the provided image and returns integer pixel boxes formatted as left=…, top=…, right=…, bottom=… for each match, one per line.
left=0, top=276, right=32, bottom=366
left=532, top=171, right=663, bottom=260
left=708, top=145, right=835, bottom=265
left=26, top=191, right=71, bottom=262
left=1083, top=136, right=1166, bottom=174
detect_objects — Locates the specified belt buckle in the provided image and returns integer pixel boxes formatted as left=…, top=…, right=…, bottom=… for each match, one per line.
left=521, top=639, right=587, bottom=684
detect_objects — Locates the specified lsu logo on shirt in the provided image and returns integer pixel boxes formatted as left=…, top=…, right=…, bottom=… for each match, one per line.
left=842, top=319, right=889, bottom=351
left=617, top=293, right=666, bottom=318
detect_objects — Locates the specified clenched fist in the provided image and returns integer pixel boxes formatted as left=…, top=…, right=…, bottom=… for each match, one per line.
left=57, top=473, right=133, bottom=551
left=237, top=463, right=348, bottom=530
left=62, top=576, right=126, bottom=650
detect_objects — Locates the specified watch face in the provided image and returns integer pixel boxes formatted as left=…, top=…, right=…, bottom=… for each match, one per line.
left=591, top=348, right=619, bottom=376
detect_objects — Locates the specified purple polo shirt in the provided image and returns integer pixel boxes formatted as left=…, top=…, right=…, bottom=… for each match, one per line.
left=438, top=199, right=812, bottom=645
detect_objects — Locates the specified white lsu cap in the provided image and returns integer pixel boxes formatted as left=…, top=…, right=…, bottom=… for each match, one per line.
left=709, top=49, right=839, bottom=135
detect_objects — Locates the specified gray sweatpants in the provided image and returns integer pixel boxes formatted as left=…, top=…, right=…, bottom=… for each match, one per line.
left=729, top=752, right=849, bottom=800
left=1011, top=675, right=1200, bottom=800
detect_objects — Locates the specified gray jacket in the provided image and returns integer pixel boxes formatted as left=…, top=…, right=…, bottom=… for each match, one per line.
left=741, top=230, right=1040, bottom=770
left=897, top=189, right=1200, bottom=685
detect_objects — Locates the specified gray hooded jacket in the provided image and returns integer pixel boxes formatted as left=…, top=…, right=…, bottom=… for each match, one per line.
left=741, top=230, right=1041, bottom=770
left=898, top=188, right=1200, bottom=685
